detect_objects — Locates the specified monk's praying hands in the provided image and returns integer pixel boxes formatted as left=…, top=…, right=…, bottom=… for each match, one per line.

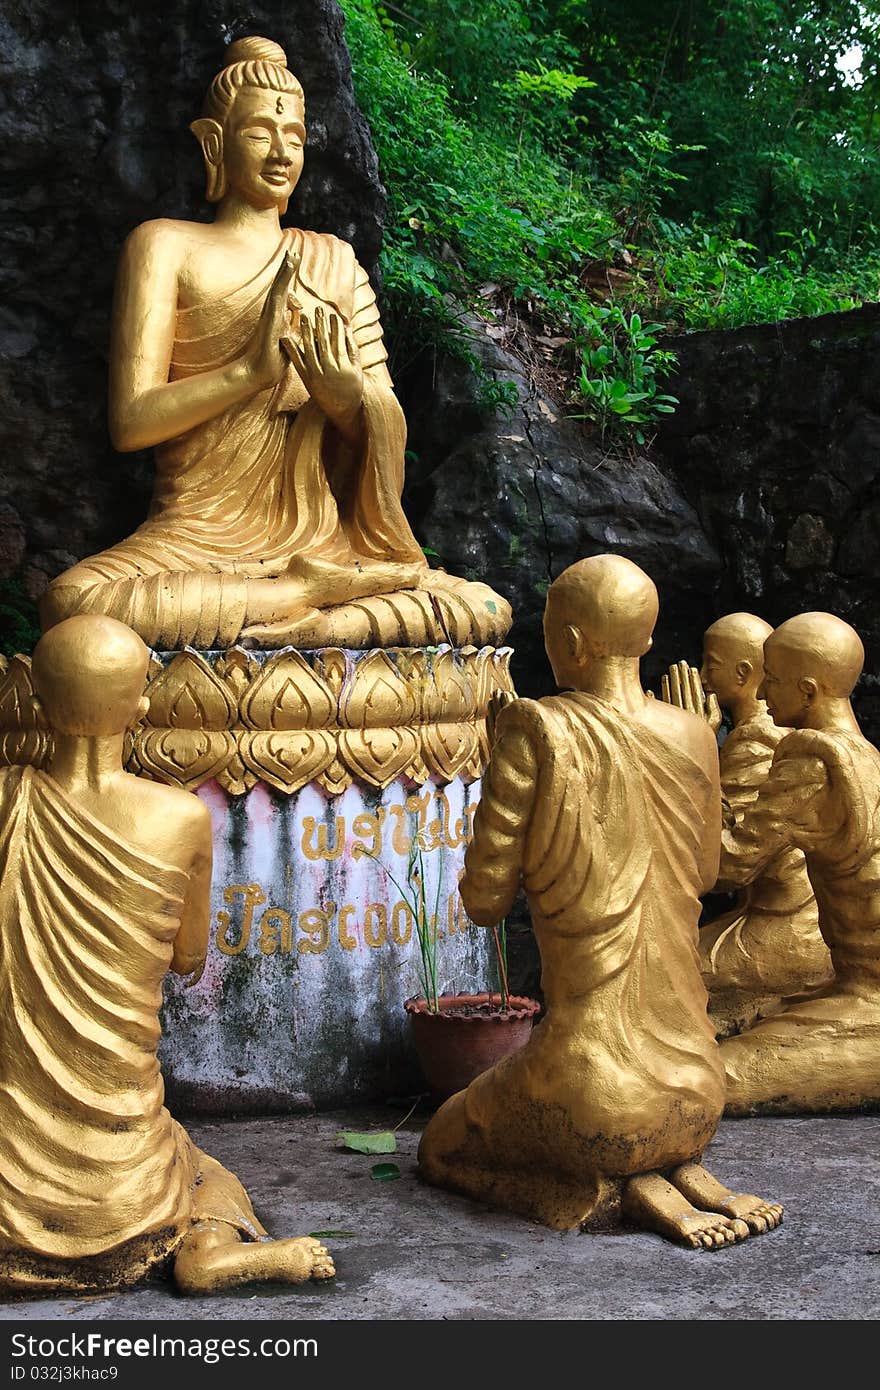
left=283, top=304, right=364, bottom=440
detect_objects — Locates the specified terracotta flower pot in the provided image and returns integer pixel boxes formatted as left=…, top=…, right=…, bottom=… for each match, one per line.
left=405, top=992, right=541, bottom=1102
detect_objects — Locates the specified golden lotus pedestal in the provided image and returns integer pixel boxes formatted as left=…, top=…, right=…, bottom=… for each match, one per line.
left=0, top=642, right=514, bottom=1111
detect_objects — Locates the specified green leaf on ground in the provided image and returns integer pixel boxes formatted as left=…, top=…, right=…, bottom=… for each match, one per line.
left=309, top=1230, right=357, bottom=1238
left=370, top=1162, right=402, bottom=1181
left=336, top=1130, right=397, bottom=1154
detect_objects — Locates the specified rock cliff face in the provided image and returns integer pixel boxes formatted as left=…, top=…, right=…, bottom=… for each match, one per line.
left=399, top=323, right=721, bottom=696
left=0, top=0, right=385, bottom=601
left=654, top=306, right=880, bottom=740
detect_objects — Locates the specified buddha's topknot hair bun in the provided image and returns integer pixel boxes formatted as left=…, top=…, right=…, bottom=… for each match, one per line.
left=202, top=34, right=304, bottom=124
left=224, top=36, right=288, bottom=67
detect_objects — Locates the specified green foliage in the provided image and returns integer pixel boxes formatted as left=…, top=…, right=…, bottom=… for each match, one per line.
left=341, top=0, right=880, bottom=448
left=573, top=306, right=678, bottom=444
left=0, top=580, right=40, bottom=658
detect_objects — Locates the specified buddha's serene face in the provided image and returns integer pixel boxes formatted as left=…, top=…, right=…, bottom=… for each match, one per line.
left=758, top=646, right=808, bottom=728
left=223, top=85, right=305, bottom=208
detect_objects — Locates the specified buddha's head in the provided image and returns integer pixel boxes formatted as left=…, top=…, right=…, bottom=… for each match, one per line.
left=700, top=612, right=774, bottom=711
left=760, top=611, right=864, bottom=728
left=192, top=36, right=306, bottom=211
left=544, top=554, right=658, bottom=689
left=32, top=615, right=150, bottom=738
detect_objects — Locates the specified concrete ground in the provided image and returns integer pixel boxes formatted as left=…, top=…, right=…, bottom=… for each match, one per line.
left=1, top=1106, right=878, bottom=1321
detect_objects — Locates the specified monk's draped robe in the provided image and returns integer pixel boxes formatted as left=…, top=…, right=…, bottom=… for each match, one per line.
left=700, top=712, right=830, bottom=1005
left=718, top=729, right=880, bottom=1114
left=41, top=229, right=507, bottom=651
left=418, top=695, right=726, bottom=1229
left=0, top=765, right=265, bottom=1292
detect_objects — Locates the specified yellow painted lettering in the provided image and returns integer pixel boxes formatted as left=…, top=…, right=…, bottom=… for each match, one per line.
left=338, top=903, right=358, bottom=951
left=352, top=807, right=386, bottom=860
left=387, top=803, right=411, bottom=855
left=216, top=883, right=265, bottom=955
left=391, top=899, right=414, bottom=946
left=297, top=904, right=334, bottom=955
left=301, top=814, right=346, bottom=861
left=259, top=906, right=293, bottom=955
left=364, top=902, right=387, bottom=948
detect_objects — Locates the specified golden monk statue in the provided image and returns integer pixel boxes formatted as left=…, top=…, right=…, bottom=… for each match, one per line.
left=717, top=612, right=880, bottom=1114
left=39, top=36, right=509, bottom=652
left=664, top=616, right=831, bottom=1032
left=418, top=555, right=782, bottom=1247
left=0, top=614, right=335, bottom=1294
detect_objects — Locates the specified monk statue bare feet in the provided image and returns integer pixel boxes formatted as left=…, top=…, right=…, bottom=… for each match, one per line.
left=175, top=1226, right=334, bottom=1294
left=0, top=614, right=336, bottom=1295
left=418, top=555, right=783, bottom=1249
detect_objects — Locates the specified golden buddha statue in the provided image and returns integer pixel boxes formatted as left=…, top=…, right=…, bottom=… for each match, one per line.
left=39, top=36, right=510, bottom=652
left=0, top=614, right=335, bottom=1294
left=717, top=612, right=880, bottom=1114
left=664, top=615, right=831, bottom=1032
left=418, top=555, right=782, bottom=1248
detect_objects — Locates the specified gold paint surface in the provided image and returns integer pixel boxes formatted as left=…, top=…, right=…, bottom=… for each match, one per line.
left=419, top=556, right=782, bottom=1248
left=38, top=40, right=510, bottom=652
left=661, top=615, right=832, bottom=1032
left=0, top=607, right=333, bottom=1293
left=0, top=644, right=513, bottom=794
left=716, top=610, right=880, bottom=1114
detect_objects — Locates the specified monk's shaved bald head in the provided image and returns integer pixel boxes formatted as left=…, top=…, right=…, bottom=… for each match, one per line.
left=704, top=613, right=773, bottom=664
left=32, top=615, right=150, bottom=736
left=765, top=612, right=864, bottom=697
left=545, top=554, right=659, bottom=659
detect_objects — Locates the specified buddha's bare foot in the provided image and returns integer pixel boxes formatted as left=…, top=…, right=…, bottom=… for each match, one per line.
left=622, top=1173, right=748, bottom=1250
left=668, top=1162, right=783, bottom=1235
left=174, top=1223, right=335, bottom=1294
left=287, top=553, right=424, bottom=605
left=240, top=606, right=324, bottom=646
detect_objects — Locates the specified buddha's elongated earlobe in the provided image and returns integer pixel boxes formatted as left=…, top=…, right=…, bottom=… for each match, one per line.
left=190, top=118, right=226, bottom=202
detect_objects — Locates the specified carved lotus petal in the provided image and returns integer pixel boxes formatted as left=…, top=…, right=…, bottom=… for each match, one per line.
left=338, top=727, right=420, bottom=788
left=239, top=729, right=335, bottom=794
left=240, top=650, right=335, bottom=730
left=471, top=647, right=497, bottom=715
left=215, top=746, right=259, bottom=797
left=428, top=649, right=478, bottom=722
left=214, top=645, right=259, bottom=702
left=318, top=757, right=353, bottom=796
left=0, top=729, right=51, bottom=769
left=134, top=728, right=234, bottom=789
left=0, top=655, right=40, bottom=729
left=340, top=650, right=417, bottom=729
left=420, top=722, right=479, bottom=783
left=491, top=647, right=516, bottom=696
left=145, top=650, right=236, bottom=730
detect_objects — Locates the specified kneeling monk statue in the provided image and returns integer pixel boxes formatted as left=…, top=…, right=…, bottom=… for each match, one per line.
left=718, top=612, right=880, bottom=1113
left=39, top=35, right=509, bottom=652
left=0, top=615, right=334, bottom=1294
left=419, top=555, right=783, bottom=1248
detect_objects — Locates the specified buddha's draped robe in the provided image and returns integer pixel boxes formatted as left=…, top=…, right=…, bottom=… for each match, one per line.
left=0, top=765, right=265, bottom=1292
left=718, top=728, right=880, bottom=1113
left=42, top=229, right=507, bottom=650
left=700, top=712, right=830, bottom=1001
left=418, top=695, right=726, bottom=1230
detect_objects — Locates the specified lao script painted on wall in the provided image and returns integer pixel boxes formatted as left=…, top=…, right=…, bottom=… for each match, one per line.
left=199, top=776, right=481, bottom=962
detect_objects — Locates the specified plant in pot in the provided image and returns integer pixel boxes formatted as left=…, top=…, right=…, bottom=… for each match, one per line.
left=380, top=835, right=540, bottom=1103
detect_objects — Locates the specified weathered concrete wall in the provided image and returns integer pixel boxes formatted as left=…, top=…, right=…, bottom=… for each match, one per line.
left=161, top=774, right=492, bottom=1114
left=654, top=305, right=880, bottom=741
